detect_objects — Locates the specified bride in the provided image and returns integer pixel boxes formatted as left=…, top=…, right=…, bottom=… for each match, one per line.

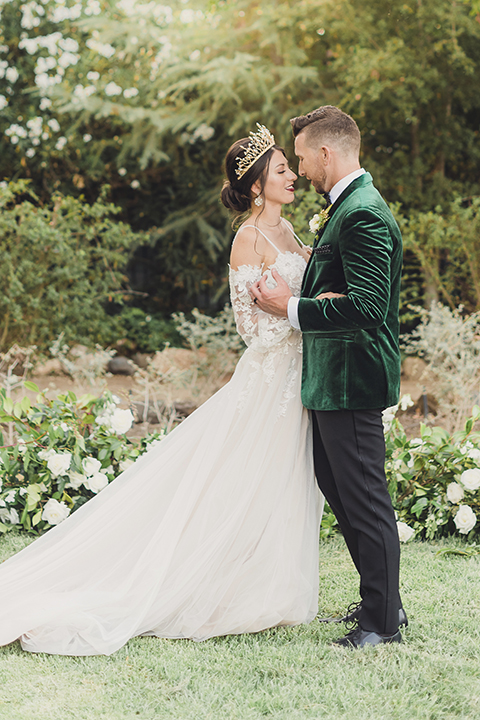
left=0, top=125, right=323, bottom=656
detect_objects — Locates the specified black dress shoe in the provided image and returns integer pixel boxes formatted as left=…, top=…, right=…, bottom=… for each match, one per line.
left=318, top=602, right=408, bottom=628
left=333, top=626, right=402, bottom=649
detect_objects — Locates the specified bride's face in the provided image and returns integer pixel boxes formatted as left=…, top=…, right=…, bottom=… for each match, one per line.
left=254, top=149, right=297, bottom=205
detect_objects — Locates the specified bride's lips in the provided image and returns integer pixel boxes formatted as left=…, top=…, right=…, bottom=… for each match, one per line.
left=286, top=185, right=295, bottom=192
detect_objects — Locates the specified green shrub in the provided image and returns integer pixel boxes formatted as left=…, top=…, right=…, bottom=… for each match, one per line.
left=0, top=181, right=143, bottom=350
left=116, top=307, right=183, bottom=354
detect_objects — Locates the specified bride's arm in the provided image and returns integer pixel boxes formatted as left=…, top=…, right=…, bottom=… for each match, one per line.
left=229, top=228, right=266, bottom=346
left=229, top=228, right=293, bottom=348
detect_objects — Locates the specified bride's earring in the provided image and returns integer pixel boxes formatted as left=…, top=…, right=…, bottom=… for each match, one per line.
left=254, top=195, right=263, bottom=206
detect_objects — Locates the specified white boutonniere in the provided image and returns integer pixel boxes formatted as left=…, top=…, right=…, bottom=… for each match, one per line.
left=309, top=206, right=331, bottom=234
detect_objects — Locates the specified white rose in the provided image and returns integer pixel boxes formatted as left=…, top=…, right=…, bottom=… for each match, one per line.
left=460, top=441, right=474, bottom=455
left=397, top=521, right=415, bottom=543
left=0, top=507, right=19, bottom=524
left=467, top=448, right=480, bottom=463
left=38, top=448, right=56, bottom=461
left=47, top=451, right=72, bottom=477
left=41, top=498, right=71, bottom=525
left=109, top=408, right=134, bottom=434
left=399, top=394, right=414, bottom=411
left=381, top=405, right=398, bottom=431
left=119, top=458, right=135, bottom=472
left=446, top=482, right=464, bottom=504
left=67, top=471, right=86, bottom=489
left=82, top=456, right=102, bottom=477
left=453, top=505, right=477, bottom=534
left=84, top=472, right=109, bottom=493
left=410, top=437, right=423, bottom=448
left=9, top=508, right=19, bottom=524
left=4, top=490, right=16, bottom=504
left=459, top=468, right=480, bottom=492
left=309, top=214, right=320, bottom=233
left=95, top=413, right=111, bottom=427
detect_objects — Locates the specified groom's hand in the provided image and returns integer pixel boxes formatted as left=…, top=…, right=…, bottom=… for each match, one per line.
left=250, top=269, right=292, bottom=318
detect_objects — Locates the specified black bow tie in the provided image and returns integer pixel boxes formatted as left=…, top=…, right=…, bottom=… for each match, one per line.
left=322, top=192, right=331, bottom=205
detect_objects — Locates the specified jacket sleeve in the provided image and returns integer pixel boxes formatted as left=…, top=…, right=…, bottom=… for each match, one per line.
left=298, top=208, right=393, bottom=333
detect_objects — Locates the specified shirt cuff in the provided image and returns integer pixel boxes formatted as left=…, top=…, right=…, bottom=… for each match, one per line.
left=287, top=297, right=301, bottom=330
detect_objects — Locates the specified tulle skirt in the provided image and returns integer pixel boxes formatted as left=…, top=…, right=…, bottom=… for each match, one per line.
left=0, top=341, right=323, bottom=655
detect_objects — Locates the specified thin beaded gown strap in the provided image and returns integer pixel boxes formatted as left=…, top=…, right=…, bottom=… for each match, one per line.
left=234, top=225, right=281, bottom=254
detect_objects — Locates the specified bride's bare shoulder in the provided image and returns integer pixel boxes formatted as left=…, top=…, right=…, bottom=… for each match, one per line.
left=230, top=224, right=266, bottom=271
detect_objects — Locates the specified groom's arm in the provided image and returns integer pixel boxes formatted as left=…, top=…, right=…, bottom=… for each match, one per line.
left=298, top=209, right=394, bottom=333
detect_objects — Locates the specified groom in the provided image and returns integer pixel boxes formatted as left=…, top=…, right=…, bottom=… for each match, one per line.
left=250, top=105, right=405, bottom=648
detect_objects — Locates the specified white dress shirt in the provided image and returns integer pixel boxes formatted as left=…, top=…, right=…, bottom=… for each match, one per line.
left=287, top=168, right=366, bottom=330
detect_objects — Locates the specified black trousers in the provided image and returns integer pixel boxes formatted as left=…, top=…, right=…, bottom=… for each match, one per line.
left=312, top=408, right=402, bottom=634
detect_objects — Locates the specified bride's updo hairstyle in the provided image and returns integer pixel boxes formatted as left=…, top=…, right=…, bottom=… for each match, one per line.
left=221, top=138, right=286, bottom=215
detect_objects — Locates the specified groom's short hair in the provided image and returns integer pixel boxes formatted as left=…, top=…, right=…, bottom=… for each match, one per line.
left=290, top=105, right=361, bottom=157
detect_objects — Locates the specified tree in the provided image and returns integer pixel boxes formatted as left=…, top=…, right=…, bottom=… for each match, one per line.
left=1, top=0, right=480, bottom=317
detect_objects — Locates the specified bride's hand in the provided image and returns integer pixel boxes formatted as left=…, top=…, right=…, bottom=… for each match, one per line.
left=316, top=292, right=345, bottom=300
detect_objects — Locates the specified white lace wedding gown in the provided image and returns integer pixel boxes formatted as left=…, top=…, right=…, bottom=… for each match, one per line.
left=0, top=224, right=323, bottom=655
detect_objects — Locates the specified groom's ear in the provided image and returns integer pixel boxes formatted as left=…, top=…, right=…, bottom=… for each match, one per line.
left=321, top=145, right=332, bottom=165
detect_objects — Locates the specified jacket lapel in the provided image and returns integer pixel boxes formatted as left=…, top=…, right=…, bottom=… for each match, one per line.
left=313, top=172, right=373, bottom=247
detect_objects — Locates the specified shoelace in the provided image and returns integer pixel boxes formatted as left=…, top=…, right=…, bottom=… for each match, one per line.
left=317, top=600, right=362, bottom=626
left=343, top=601, right=362, bottom=630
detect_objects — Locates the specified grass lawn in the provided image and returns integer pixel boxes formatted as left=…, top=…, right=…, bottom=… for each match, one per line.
left=0, top=532, right=479, bottom=720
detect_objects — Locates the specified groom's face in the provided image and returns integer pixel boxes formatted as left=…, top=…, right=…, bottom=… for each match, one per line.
left=294, top=131, right=329, bottom=194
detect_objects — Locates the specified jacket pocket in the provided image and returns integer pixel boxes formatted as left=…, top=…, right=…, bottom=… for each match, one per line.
left=312, top=251, right=333, bottom=262
left=313, top=336, right=352, bottom=407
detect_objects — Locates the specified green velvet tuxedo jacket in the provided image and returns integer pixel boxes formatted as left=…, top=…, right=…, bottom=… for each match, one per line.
left=298, top=172, right=402, bottom=411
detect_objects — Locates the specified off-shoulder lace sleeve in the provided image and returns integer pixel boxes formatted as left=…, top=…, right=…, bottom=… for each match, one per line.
left=229, top=264, right=293, bottom=350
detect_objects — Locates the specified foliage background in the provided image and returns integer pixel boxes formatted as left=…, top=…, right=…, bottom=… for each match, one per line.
left=1, top=0, right=480, bottom=342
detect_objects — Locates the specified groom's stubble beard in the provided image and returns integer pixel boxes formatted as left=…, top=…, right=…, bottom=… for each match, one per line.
left=310, top=168, right=328, bottom=195
left=307, top=154, right=329, bottom=195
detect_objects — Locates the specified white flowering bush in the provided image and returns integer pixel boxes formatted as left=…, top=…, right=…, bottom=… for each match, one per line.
left=3, top=381, right=480, bottom=542
left=0, top=384, right=167, bottom=534
left=384, top=403, right=480, bottom=540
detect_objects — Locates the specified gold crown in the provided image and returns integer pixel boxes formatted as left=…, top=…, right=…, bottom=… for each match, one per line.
left=235, top=123, right=276, bottom=179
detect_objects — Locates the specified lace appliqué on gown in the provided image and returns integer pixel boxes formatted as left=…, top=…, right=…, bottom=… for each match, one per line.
left=229, top=251, right=306, bottom=416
